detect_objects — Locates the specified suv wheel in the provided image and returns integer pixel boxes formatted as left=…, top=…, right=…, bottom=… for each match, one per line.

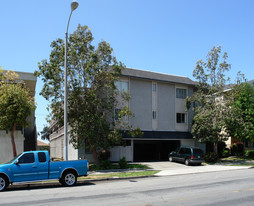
left=185, top=159, right=190, bottom=166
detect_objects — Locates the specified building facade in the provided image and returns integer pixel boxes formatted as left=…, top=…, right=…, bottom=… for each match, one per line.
left=50, top=68, right=205, bottom=162
left=0, top=71, right=37, bottom=163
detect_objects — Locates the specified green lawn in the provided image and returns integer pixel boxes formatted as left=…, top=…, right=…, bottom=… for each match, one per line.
left=79, top=170, right=159, bottom=180
left=89, top=163, right=152, bottom=171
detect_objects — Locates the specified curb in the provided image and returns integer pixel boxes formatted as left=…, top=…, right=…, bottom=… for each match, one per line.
left=7, top=175, right=157, bottom=191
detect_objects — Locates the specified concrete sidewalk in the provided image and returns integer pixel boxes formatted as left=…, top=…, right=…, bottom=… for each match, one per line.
left=90, top=161, right=252, bottom=177
left=133, top=161, right=252, bottom=176
left=155, top=164, right=251, bottom=176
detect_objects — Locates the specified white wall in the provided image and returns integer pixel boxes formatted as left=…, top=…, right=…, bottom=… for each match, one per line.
left=0, top=130, right=24, bottom=163
left=110, top=146, right=133, bottom=162
left=181, top=139, right=195, bottom=147
left=49, top=126, right=78, bottom=160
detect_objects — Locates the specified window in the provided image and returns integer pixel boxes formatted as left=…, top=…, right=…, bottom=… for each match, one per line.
left=176, top=113, right=186, bottom=123
left=176, top=88, right=187, bottom=99
left=115, top=108, right=121, bottom=121
left=152, top=111, right=157, bottom=119
left=18, top=153, right=35, bottom=164
left=38, top=152, right=47, bottom=163
left=115, top=81, right=129, bottom=93
left=152, top=83, right=157, bottom=92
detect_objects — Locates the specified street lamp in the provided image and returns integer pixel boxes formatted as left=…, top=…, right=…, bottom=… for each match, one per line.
left=64, top=0, right=79, bottom=160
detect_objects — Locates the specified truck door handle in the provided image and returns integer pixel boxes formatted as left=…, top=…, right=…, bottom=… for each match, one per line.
left=32, top=165, right=37, bottom=168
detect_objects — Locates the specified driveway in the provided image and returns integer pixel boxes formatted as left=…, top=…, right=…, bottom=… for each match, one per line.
left=137, top=161, right=251, bottom=176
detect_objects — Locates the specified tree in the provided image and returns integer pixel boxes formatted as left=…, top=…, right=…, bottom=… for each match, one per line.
left=35, top=25, right=140, bottom=163
left=224, top=82, right=254, bottom=145
left=189, top=46, right=231, bottom=153
left=0, top=70, right=36, bottom=157
left=40, top=125, right=52, bottom=141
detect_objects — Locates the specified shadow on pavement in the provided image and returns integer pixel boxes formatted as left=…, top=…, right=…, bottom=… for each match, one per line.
left=5, top=181, right=96, bottom=192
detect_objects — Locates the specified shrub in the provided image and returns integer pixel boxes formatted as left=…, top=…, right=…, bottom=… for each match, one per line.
left=98, top=150, right=111, bottom=161
left=230, top=143, right=244, bottom=156
left=119, top=157, right=128, bottom=169
left=245, top=150, right=254, bottom=159
left=222, top=148, right=230, bottom=158
left=99, top=160, right=112, bottom=170
left=217, top=141, right=226, bottom=157
left=204, top=152, right=219, bottom=163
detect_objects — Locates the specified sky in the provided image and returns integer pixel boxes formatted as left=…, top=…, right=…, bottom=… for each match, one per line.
left=1, top=0, right=253, bottom=142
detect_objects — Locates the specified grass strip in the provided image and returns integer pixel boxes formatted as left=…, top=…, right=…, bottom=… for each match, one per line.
left=79, top=170, right=159, bottom=180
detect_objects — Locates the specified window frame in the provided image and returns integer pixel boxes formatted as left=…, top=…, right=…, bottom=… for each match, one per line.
left=176, top=88, right=187, bottom=99
left=176, top=113, right=186, bottom=123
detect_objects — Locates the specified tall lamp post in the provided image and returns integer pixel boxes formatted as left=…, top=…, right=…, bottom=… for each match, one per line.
left=64, top=1, right=79, bottom=160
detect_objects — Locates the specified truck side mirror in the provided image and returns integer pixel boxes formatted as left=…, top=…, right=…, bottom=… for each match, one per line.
left=14, top=160, right=19, bottom=165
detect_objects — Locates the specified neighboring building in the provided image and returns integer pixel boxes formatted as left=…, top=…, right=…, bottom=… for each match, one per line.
left=0, top=71, right=37, bottom=163
left=50, top=68, right=204, bottom=162
left=37, top=139, right=50, bottom=151
left=224, top=79, right=254, bottom=150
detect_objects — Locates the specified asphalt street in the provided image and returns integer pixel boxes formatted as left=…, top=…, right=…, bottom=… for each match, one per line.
left=1, top=167, right=254, bottom=206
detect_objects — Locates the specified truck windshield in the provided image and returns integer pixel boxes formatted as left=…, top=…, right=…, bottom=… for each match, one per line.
left=5, top=153, right=22, bottom=164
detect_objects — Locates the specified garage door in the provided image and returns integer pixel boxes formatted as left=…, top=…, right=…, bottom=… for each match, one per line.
left=134, top=140, right=180, bottom=161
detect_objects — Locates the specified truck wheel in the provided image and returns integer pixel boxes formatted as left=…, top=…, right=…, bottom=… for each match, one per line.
left=0, top=175, right=9, bottom=192
left=169, top=157, right=173, bottom=162
left=61, top=171, right=77, bottom=186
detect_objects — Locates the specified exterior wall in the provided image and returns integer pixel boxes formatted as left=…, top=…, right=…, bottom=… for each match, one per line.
left=0, top=130, right=24, bottom=163
left=175, top=84, right=189, bottom=131
left=50, top=126, right=78, bottom=160
left=129, top=79, right=192, bottom=133
left=181, top=139, right=206, bottom=153
left=110, top=146, right=133, bottom=162
left=129, top=79, right=152, bottom=130
left=157, top=82, right=175, bottom=131
left=187, top=87, right=194, bottom=131
left=181, top=139, right=195, bottom=147
left=0, top=71, right=37, bottom=163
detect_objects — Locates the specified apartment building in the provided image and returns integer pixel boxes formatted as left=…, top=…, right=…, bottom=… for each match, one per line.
left=110, top=68, right=205, bottom=162
left=50, top=68, right=204, bottom=162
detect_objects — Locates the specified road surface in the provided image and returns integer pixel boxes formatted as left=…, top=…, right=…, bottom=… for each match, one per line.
left=1, top=168, right=254, bottom=206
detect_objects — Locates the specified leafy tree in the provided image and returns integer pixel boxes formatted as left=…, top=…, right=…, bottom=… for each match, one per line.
left=0, top=70, right=36, bottom=157
left=39, top=125, right=52, bottom=141
left=189, top=46, right=231, bottom=153
left=224, top=82, right=254, bottom=145
left=35, top=25, right=140, bottom=163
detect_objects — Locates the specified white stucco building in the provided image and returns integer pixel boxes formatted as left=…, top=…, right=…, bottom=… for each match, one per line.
left=0, top=71, right=37, bottom=163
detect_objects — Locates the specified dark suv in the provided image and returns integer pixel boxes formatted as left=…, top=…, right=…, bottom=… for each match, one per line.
left=168, top=147, right=204, bottom=166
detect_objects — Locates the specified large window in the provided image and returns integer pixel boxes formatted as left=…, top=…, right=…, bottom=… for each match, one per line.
left=176, top=88, right=187, bottom=99
left=176, top=113, right=186, bottom=123
left=115, top=81, right=129, bottom=93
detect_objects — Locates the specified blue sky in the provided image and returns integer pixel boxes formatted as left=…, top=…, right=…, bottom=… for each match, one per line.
left=1, top=0, right=253, bottom=141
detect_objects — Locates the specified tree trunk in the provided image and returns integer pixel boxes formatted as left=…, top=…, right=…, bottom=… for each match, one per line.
left=92, top=148, right=99, bottom=166
left=214, top=142, right=218, bottom=154
left=10, top=123, right=17, bottom=157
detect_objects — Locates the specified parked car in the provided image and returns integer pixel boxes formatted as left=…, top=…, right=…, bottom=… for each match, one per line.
left=168, top=147, right=204, bottom=166
left=0, top=150, right=89, bottom=191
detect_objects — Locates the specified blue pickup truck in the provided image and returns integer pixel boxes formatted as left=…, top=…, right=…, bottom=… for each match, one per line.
left=0, top=150, right=89, bottom=191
